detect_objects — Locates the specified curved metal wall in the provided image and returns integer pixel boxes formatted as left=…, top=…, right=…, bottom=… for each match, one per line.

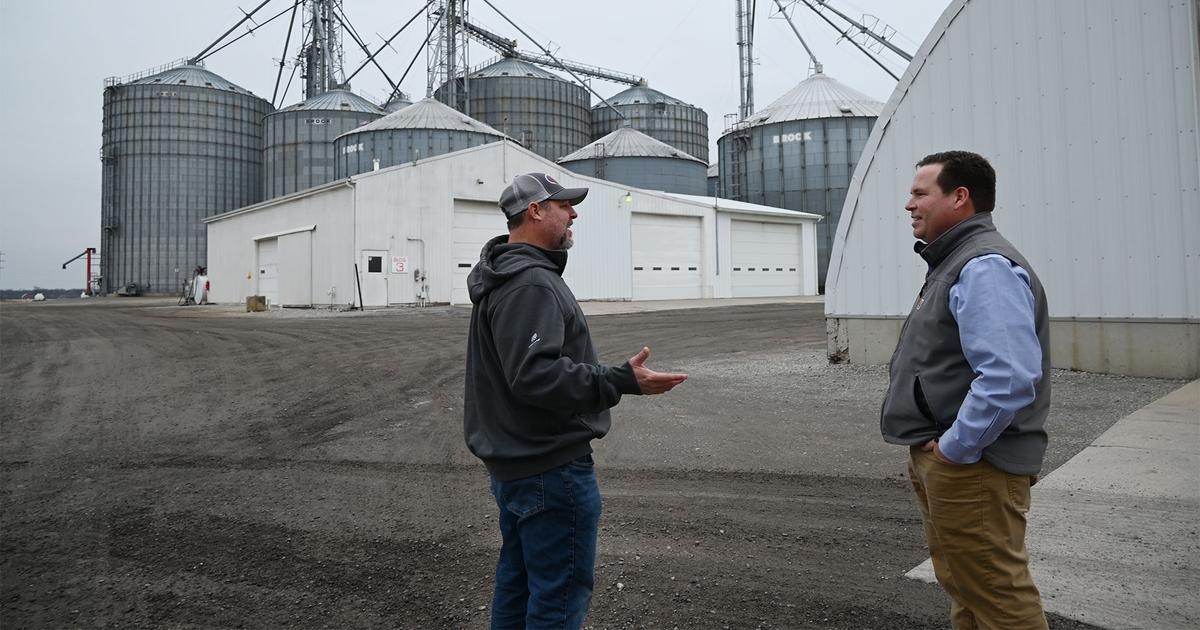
left=561, top=156, right=708, bottom=195
left=264, top=107, right=383, bottom=199
left=334, top=128, right=502, bottom=177
left=443, top=76, right=591, bottom=161
left=592, top=101, right=709, bottom=164
left=100, top=78, right=271, bottom=295
left=717, top=115, right=875, bottom=286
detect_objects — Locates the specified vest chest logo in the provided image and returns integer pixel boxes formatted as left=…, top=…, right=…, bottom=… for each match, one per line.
left=529, top=333, right=541, bottom=348
left=916, top=297, right=925, bottom=310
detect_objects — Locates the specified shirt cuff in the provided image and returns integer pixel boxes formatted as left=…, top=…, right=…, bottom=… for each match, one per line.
left=937, top=429, right=982, bottom=464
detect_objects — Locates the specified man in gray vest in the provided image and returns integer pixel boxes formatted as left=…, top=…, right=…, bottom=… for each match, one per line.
left=881, top=151, right=1051, bottom=629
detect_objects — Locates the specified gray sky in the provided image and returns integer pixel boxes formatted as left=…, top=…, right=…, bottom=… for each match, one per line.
left=0, top=0, right=947, bottom=290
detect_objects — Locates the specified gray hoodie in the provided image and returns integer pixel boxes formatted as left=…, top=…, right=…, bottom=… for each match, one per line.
left=463, top=235, right=641, bottom=481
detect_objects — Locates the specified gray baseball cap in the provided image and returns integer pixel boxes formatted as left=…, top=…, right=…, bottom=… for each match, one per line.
left=498, top=173, right=588, bottom=219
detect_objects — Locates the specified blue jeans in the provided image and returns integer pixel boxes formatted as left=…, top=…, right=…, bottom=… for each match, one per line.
left=489, top=455, right=601, bottom=630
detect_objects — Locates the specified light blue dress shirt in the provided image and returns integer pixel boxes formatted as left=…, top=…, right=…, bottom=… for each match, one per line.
left=937, top=254, right=1044, bottom=464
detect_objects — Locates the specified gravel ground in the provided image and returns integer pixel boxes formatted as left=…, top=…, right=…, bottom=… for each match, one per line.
left=1, top=298, right=1187, bottom=629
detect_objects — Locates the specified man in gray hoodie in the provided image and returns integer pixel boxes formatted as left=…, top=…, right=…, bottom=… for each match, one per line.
left=464, top=172, right=688, bottom=629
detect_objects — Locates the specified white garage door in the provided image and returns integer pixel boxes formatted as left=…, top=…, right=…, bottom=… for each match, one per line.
left=256, top=238, right=278, bottom=306
left=631, top=213, right=703, bottom=301
left=452, top=201, right=509, bottom=305
left=731, top=220, right=802, bottom=298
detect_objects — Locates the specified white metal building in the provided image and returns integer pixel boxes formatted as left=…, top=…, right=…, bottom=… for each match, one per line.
left=205, top=141, right=820, bottom=309
left=826, top=0, right=1200, bottom=379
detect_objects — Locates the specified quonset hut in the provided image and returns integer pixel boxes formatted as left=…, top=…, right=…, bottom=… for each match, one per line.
left=717, top=72, right=883, bottom=286
left=591, top=84, right=710, bottom=164
left=334, top=97, right=505, bottom=177
left=558, top=127, right=708, bottom=195
left=100, top=61, right=272, bottom=295
left=826, top=0, right=1199, bottom=379
left=440, top=57, right=591, bottom=161
left=264, top=89, right=387, bottom=200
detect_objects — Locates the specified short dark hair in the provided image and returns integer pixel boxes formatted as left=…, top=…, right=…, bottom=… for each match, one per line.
left=916, top=151, right=996, bottom=213
left=506, top=208, right=527, bottom=231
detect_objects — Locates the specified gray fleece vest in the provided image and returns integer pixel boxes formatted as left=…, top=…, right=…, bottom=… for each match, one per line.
left=881, top=212, right=1051, bottom=475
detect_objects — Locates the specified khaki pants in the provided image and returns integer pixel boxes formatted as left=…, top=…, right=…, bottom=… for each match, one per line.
left=908, top=446, right=1048, bottom=630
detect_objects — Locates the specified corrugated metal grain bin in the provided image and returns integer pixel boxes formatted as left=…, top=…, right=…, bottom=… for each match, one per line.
left=384, top=95, right=413, bottom=112
left=264, top=89, right=386, bottom=200
left=334, top=97, right=505, bottom=177
left=439, top=57, right=591, bottom=161
left=100, top=62, right=272, bottom=295
left=592, top=84, right=710, bottom=164
left=558, top=127, right=708, bottom=195
left=717, top=72, right=882, bottom=286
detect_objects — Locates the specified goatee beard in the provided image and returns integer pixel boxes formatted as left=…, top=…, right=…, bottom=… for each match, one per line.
left=558, top=235, right=574, bottom=250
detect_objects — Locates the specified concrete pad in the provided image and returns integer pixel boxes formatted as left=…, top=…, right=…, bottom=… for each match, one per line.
left=905, top=380, right=1200, bottom=629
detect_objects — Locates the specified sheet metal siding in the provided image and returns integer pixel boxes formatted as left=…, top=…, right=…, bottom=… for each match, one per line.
left=100, top=80, right=271, bottom=294
left=561, top=157, right=708, bottom=195
left=205, top=185, right=354, bottom=306
left=452, top=76, right=592, bottom=161
left=592, top=100, right=710, bottom=164
left=278, top=230, right=313, bottom=306
left=717, top=115, right=875, bottom=285
left=334, top=128, right=501, bottom=177
left=827, top=0, right=1199, bottom=321
left=265, top=108, right=382, bottom=199
left=350, top=146, right=631, bottom=303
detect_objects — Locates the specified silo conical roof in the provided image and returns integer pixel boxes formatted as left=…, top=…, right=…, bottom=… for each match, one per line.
left=276, top=89, right=386, bottom=114
left=747, top=72, right=883, bottom=125
left=339, top=97, right=507, bottom=137
left=128, top=63, right=256, bottom=95
left=558, top=127, right=705, bottom=164
left=385, top=96, right=413, bottom=112
left=470, top=57, right=567, bottom=81
left=598, top=84, right=692, bottom=107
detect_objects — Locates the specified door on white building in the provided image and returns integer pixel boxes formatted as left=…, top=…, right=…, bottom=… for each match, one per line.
left=451, top=201, right=509, bottom=305
left=731, top=220, right=802, bottom=297
left=360, top=250, right=388, bottom=307
left=631, top=213, right=703, bottom=301
left=256, top=238, right=279, bottom=306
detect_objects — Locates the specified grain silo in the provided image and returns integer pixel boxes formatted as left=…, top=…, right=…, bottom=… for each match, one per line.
left=384, top=94, right=413, bottom=112
left=717, top=71, right=883, bottom=286
left=558, top=127, right=708, bottom=195
left=439, top=57, right=591, bottom=161
left=334, top=97, right=505, bottom=177
left=707, top=162, right=719, bottom=197
left=100, top=61, right=272, bottom=295
left=264, top=90, right=387, bottom=200
left=592, top=84, right=710, bottom=164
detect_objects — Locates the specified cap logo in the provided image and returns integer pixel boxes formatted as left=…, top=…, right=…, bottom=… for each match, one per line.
left=544, top=174, right=559, bottom=185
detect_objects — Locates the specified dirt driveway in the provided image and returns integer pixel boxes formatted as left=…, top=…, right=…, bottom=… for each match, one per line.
left=1, top=299, right=1183, bottom=629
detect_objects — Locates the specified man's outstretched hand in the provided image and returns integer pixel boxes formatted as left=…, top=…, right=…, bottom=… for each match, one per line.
left=629, top=347, right=688, bottom=395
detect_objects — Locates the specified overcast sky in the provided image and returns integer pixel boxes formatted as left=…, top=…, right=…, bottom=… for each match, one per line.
left=0, top=0, right=947, bottom=290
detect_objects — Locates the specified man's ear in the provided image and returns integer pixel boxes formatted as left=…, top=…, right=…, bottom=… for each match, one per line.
left=953, top=186, right=971, bottom=212
left=526, top=202, right=541, bottom=220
